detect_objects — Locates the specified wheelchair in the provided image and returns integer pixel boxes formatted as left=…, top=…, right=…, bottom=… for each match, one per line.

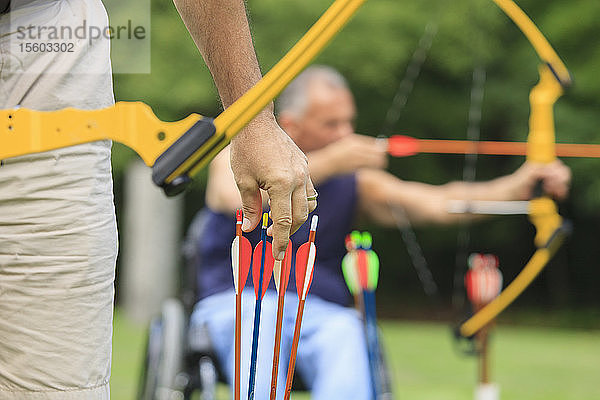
left=137, top=211, right=308, bottom=400
left=138, top=211, right=225, bottom=400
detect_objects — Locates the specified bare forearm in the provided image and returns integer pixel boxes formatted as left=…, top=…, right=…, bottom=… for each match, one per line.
left=358, top=170, right=523, bottom=227
left=440, top=174, right=522, bottom=203
left=173, top=0, right=273, bottom=117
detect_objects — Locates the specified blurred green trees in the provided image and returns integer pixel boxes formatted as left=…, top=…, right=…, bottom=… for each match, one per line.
left=111, top=0, right=600, bottom=313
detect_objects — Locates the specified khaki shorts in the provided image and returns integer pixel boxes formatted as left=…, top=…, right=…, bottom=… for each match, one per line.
left=0, top=1, right=117, bottom=398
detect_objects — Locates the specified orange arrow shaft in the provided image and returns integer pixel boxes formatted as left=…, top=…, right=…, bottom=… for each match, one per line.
left=284, top=299, right=305, bottom=400
left=418, top=139, right=600, bottom=158
left=387, top=135, right=600, bottom=158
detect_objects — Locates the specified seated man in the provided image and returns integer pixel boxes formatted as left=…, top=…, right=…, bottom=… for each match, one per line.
left=190, top=65, right=570, bottom=399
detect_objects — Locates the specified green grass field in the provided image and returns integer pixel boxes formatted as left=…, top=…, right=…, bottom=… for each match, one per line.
left=111, top=311, right=600, bottom=400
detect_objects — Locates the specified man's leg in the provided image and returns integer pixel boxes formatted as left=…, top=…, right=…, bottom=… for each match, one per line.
left=191, top=290, right=286, bottom=399
left=295, top=296, right=372, bottom=400
left=0, top=1, right=116, bottom=398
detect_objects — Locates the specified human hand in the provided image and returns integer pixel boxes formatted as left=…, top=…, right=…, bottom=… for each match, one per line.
left=512, top=160, right=571, bottom=201
left=325, top=134, right=388, bottom=174
left=230, top=115, right=317, bottom=260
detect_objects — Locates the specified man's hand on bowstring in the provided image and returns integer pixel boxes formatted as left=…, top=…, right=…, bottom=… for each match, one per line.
left=230, top=115, right=317, bottom=261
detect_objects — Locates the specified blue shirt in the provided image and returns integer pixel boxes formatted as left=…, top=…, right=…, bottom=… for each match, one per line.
left=195, top=174, right=357, bottom=306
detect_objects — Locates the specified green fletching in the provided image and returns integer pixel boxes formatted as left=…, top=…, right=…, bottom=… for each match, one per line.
left=342, top=252, right=360, bottom=295
left=350, top=231, right=362, bottom=248
left=344, top=231, right=379, bottom=292
left=367, top=250, right=380, bottom=290
left=361, top=232, right=373, bottom=249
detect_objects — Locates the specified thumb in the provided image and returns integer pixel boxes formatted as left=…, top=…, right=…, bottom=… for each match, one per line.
left=237, top=180, right=263, bottom=232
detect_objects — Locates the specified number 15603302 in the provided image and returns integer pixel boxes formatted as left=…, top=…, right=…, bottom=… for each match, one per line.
left=19, top=42, right=75, bottom=53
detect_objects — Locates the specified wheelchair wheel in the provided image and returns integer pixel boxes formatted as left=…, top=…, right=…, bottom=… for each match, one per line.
left=138, top=299, right=186, bottom=400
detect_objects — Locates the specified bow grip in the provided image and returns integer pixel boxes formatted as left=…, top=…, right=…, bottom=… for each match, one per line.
left=152, top=117, right=224, bottom=196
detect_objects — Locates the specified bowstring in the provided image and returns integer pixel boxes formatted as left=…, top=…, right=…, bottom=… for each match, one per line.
left=380, top=22, right=438, bottom=137
left=452, top=66, right=487, bottom=319
left=380, top=21, right=441, bottom=301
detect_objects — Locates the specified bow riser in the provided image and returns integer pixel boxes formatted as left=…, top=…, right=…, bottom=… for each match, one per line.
left=527, top=66, right=563, bottom=165
left=0, top=102, right=201, bottom=165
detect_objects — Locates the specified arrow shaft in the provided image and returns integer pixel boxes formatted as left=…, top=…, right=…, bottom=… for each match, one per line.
left=235, top=293, right=242, bottom=400
left=283, top=299, right=306, bottom=400
left=247, top=290, right=263, bottom=400
left=269, top=287, right=286, bottom=400
left=235, top=217, right=242, bottom=294
left=285, top=215, right=318, bottom=398
left=363, top=290, right=381, bottom=400
left=248, top=221, right=268, bottom=400
left=397, top=137, right=600, bottom=158
left=233, top=210, right=246, bottom=400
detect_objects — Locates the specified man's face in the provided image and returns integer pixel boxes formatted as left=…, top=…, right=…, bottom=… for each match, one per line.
left=283, top=82, right=356, bottom=153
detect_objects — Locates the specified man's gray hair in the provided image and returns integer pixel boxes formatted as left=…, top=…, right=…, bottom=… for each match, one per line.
left=276, top=65, right=349, bottom=117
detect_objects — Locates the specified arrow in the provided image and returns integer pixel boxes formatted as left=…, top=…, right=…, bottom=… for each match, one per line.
left=283, top=215, right=318, bottom=400
left=387, top=135, right=600, bottom=158
left=464, top=254, right=503, bottom=388
left=356, top=232, right=388, bottom=400
left=269, top=240, right=293, bottom=400
left=247, top=213, right=275, bottom=400
left=231, top=209, right=253, bottom=400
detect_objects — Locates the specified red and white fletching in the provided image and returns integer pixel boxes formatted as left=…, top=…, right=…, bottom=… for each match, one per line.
left=465, top=254, right=503, bottom=306
left=295, top=216, right=318, bottom=301
left=357, top=249, right=369, bottom=291
left=252, top=240, right=275, bottom=300
left=231, top=210, right=252, bottom=295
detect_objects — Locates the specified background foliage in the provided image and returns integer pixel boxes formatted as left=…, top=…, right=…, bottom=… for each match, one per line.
left=112, top=0, right=600, bottom=317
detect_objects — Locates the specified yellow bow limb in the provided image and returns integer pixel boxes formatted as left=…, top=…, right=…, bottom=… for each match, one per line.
left=491, top=0, right=571, bottom=86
